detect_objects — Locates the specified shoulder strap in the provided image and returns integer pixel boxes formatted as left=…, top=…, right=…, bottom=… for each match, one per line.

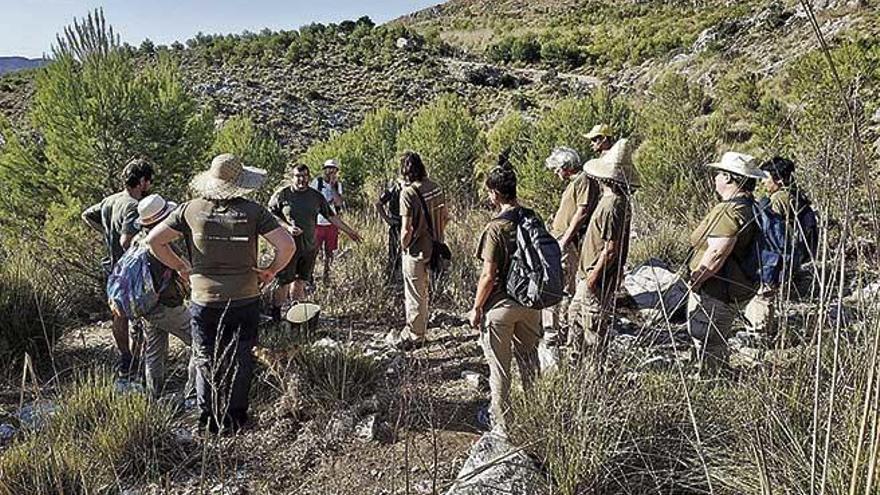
left=412, top=185, right=436, bottom=241
left=317, top=177, right=324, bottom=190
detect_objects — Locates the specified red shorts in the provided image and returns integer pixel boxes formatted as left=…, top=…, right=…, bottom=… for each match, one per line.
left=315, top=224, right=339, bottom=252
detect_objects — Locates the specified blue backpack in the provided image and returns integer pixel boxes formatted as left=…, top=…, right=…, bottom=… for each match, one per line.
left=106, top=244, right=172, bottom=318
left=731, top=197, right=789, bottom=287
left=498, top=207, right=564, bottom=309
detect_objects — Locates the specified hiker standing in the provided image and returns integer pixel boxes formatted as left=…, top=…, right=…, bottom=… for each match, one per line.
left=376, top=179, right=404, bottom=284
left=384, top=151, right=448, bottom=349
left=310, top=159, right=346, bottom=284
left=542, top=147, right=599, bottom=353
left=146, top=154, right=295, bottom=433
left=133, top=194, right=196, bottom=399
left=81, top=158, right=154, bottom=375
left=687, top=152, right=766, bottom=372
left=743, top=156, right=818, bottom=337
left=586, top=123, right=616, bottom=157
left=568, top=139, right=637, bottom=357
left=469, top=164, right=541, bottom=435
left=269, top=164, right=362, bottom=319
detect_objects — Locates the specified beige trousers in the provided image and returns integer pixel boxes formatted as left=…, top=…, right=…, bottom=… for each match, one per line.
left=402, top=253, right=430, bottom=337
left=140, top=303, right=197, bottom=399
left=687, top=291, right=741, bottom=369
left=481, top=299, right=542, bottom=433
left=567, top=280, right=612, bottom=353
left=541, top=241, right=579, bottom=335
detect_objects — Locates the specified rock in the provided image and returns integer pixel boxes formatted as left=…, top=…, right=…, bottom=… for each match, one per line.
left=326, top=409, right=356, bottom=440
left=115, top=378, right=145, bottom=394
left=396, top=37, right=412, bottom=50
left=17, top=400, right=57, bottom=429
left=461, top=370, right=488, bottom=391
left=693, top=21, right=741, bottom=53
left=312, top=337, right=341, bottom=349
left=446, top=432, right=550, bottom=495
left=355, top=414, right=378, bottom=442
left=0, top=423, right=16, bottom=444
left=623, top=259, right=688, bottom=321
left=537, top=340, right=559, bottom=373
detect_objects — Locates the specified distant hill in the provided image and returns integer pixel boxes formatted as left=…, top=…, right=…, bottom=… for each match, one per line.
left=0, top=57, right=49, bottom=75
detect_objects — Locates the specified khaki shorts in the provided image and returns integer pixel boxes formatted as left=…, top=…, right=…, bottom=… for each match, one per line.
left=276, top=248, right=317, bottom=284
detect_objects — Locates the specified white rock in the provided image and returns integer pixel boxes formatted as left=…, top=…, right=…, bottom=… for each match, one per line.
left=461, top=371, right=487, bottom=391
left=355, top=414, right=378, bottom=442
left=623, top=259, right=688, bottom=319
left=446, top=432, right=550, bottom=495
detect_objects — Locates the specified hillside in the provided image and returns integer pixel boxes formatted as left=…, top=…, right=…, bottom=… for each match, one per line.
left=0, top=57, right=48, bottom=75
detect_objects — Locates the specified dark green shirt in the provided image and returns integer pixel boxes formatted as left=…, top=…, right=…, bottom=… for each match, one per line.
left=83, top=191, right=140, bottom=269
left=268, top=186, right=335, bottom=253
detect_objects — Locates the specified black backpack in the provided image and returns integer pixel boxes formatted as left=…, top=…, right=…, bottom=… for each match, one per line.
left=498, top=207, right=564, bottom=310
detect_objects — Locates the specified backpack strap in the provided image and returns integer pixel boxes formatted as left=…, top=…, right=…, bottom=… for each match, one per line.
left=412, top=185, right=437, bottom=241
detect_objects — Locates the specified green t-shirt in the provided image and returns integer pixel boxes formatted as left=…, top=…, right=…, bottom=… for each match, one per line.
left=400, top=178, right=446, bottom=258
left=550, top=173, right=600, bottom=239
left=474, top=214, right=517, bottom=310
left=164, top=197, right=279, bottom=305
left=688, top=197, right=758, bottom=303
left=82, top=190, right=140, bottom=268
left=578, top=191, right=631, bottom=297
left=268, top=186, right=335, bottom=253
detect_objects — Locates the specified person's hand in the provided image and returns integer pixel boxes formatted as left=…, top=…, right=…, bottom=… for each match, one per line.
left=288, top=225, right=303, bottom=236
left=108, top=300, right=124, bottom=319
left=253, top=267, right=276, bottom=285
left=469, top=307, right=483, bottom=329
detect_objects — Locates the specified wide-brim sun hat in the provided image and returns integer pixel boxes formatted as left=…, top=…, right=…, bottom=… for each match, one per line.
left=707, top=151, right=768, bottom=179
left=583, top=138, right=640, bottom=188
left=323, top=159, right=341, bottom=170
left=584, top=123, right=614, bottom=140
left=137, top=194, right=178, bottom=226
left=190, top=153, right=267, bottom=200
left=545, top=146, right=581, bottom=171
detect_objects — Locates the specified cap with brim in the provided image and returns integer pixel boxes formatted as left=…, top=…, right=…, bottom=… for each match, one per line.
left=583, top=138, right=640, bottom=188
left=707, top=151, right=768, bottom=180
left=323, top=159, right=340, bottom=170
left=584, top=123, right=614, bottom=140
left=190, top=153, right=267, bottom=200
left=138, top=194, right=178, bottom=226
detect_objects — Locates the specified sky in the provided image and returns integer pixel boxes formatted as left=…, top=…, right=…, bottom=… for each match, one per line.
left=0, top=0, right=441, bottom=58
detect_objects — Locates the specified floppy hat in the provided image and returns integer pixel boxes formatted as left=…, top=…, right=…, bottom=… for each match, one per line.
left=323, top=159, right=341, bottom=170
left=190, top=154, right=267, bottom=200
left=707, top=152, right=768, bottom=179
left=545, top=146, right=581, bottom=171
left=584, top=123, right=614, bottom=140
left=137, top=194, right=178, bottom=226
left=583, top=138, right=640, bottom=187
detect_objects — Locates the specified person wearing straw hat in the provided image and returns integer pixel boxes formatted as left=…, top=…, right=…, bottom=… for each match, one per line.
left=568, top=138, right=637, bottom=358
left=146, top=153, right=295, bottom=434
left=310, top=159, right=347, bottom=284
left=687, top=151, right=766, bottom=372
left=541, top=146, right=600, bottom=363
left=268, top=163, right=362, bottom=321
left=81, top=157, right=155, bottom=377
left=132, top=194, right=196, bottom=400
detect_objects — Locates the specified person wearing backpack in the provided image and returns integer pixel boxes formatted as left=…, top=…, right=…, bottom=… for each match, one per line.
left=469, top=164, right=542, bottom=435
left=310, top=159, right=346, bottom=284
left=376, top=178, right=404, bottom=285
left=743, top=156, right=818, bottom=335
left=542, top=146, right=600, bottom=353
left=82, top=158, right=154, bottom=376
left=131, top=194, right=196, bottom=399
left=687, top=152, right=767, bottom=372
left=384, top=151, right=448, bottom=349
left=568, top=139, right=637, bottom=357
left=146, top=154, right=296, bottom=434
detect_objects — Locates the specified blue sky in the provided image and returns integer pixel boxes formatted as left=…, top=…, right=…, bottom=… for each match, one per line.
left=0, top=0, right=441, bottom=58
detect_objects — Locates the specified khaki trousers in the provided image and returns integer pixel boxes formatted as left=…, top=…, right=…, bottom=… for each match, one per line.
left=687, top=291, right=741, bottom=369
left=141, top=304, right=197, bottom=399
left=567, top=280, right=612, bottom=353
left=541, top=241, right=579, bottom=336
left=480, top=299, right=542, bottom=433
left=402, top=253, right=430, bottom=337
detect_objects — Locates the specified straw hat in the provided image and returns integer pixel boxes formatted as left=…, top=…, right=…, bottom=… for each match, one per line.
left=545, top=146, right=581, bottom=171
left=323, top=159, right=341, bottom=170
left=137, top=194, right=177, bottom=226
left=584, top=123, right=614, bottom=140
left=583, top=138, right=640, bottom=187
left=707, top=152, right=768, bottom=179
left=189, top=154, right=267, bottom=200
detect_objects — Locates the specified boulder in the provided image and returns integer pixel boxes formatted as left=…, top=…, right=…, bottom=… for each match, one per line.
left=446, top=433, right=550, bottom=495
left=623, top=259, right=688, bottom=321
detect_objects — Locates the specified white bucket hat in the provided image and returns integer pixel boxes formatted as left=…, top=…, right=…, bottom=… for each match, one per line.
left=583, top=138, right=640, bottom=187
left=323, top=159, right=341, bottom=170
left=545, top=147, right=581, bottom=171
left=707, top=152, right=768, bottom=179
left=137, top=194, right=177, bottom=226
left=189, top=154, right=267, bottom=200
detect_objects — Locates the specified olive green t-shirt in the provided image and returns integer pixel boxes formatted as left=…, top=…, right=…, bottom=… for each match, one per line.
left=578, top=192, right=631, bottom=296
left=267, top=186, right=335, bottom=253
left=550, top=173, right=600, bottom=239
left=400, top=178, right=446, bottom=258
left=768, top=185, right=810, bottom=231
left=688, top=197, right=758, bottom=303
left=164, top=197, right=279, bottom=305
left=474, top=214, right=517, bottom=310
left=82, top=190, right=140, bottom=268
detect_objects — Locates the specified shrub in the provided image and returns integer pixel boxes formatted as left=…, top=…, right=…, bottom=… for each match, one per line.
left=396, top=94, right=483, bottom=201
left=292, top=346, right=382, bottom=410
left=211, top=114, right=287, bottom=203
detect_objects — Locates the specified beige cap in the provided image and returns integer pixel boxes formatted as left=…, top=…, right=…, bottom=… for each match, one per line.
left=584, top=123, right=614, bottom=140
left=707, top=152, right=768, bottom=179
left=323, top=159, right=341, bottom=170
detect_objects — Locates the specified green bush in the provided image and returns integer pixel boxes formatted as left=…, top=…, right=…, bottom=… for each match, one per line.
left=292, top=346, right=382, bottom=410
left=396, top=94, right=483, bottom=200
left=211, top=114, right=287, bottom=203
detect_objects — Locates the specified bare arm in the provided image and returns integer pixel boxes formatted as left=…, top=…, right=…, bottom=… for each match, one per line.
left=255, top=227, right=296, bottom=283
left=690, top=236, right=736, bottom=290
left=146, top=224, right=190, bottom=276
left=375, top=199, right=392, bottom=226
left=586, top=238, right=620, bottom=293
left=470, top=259, right=498, bottom=328
left=400, top=215, right=414, bottom=249
left=328, top=216, right=362, bottom=242
left=560, top=205, right=590, bottom=247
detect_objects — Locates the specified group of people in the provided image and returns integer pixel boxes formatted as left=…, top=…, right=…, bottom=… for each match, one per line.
left=81, top=121, right=814, bottom=436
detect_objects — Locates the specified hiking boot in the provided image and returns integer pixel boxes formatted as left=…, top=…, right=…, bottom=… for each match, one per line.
left=384, top=329, right=426, bottom=350
left=114, top=353, right=138, bottom=377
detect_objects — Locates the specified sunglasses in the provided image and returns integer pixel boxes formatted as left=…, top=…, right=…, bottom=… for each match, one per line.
left=293, top=173, right=309, bottom=178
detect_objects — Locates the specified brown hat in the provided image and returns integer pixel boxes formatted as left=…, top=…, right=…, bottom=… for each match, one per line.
left=189, top=154, right=267, bottom=200
left=583, top=138, right=640, bottom=187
